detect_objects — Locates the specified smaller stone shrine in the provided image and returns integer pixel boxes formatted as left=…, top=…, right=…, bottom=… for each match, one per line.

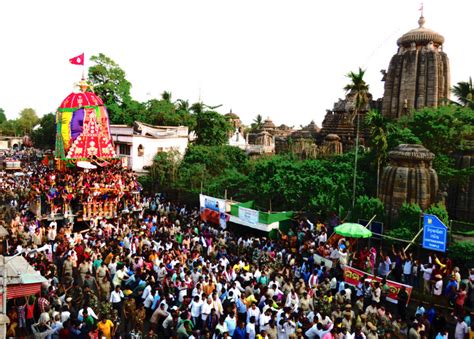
left=379, top=144, right=438, bottom=220
left=321, top=134, right=343, bottom=155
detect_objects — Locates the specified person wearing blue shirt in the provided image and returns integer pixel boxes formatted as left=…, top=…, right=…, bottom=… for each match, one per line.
left=235, top=296, right=247, bottom=324
left=232, top=321, right=246, bottom=339
left=151, top=292, right=161, bottom=310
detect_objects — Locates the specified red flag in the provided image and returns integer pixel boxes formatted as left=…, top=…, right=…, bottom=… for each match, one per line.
left=69, top=53, right=84, bottom=65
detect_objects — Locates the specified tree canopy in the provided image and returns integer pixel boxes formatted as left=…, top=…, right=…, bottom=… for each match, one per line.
left=88, top=53, right=132, bottom=124
left=194, top=111, right=232, bottom=146
left=31, top=113, right=56, bottom=149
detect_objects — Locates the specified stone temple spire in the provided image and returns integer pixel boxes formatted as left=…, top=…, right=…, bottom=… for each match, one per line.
left=382, top=14, right=450, bottom=119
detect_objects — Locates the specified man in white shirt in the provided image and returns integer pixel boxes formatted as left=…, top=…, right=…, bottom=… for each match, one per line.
left=420, top=263, right=433, bottom=294
left=454, top=317, right=468, bottom=339
left=305, top=321, right=334, bottom=339
left=110, top=285, right=124, bottom=315
left=246, top=316, right=256, bottom=339
left=259, top=308, right=272, bottom=332
left=189, top=295, right=203, bottom=328
left=141, top=282, right=152, bottom=301
left=201, top=297, right=213, bottom=322
left=112, top=266, right=129, bottom=288
left=433, top=274, right=443, bottom=296
left=247, top=303, right=261, bottom=325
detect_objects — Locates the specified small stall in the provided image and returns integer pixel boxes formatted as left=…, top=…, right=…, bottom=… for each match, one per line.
left=0, top=255, right=47, bottom=311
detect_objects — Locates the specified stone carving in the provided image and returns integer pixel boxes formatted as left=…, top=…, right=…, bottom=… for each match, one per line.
left=382, top=16, right=450, bottom=119
left=447, top=139, right=474, bottom=222
left=379, top=144, right=438, bottom=220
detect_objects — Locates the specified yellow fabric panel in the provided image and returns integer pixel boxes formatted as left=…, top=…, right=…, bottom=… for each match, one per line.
left=60, top=111, right=73, bottom=150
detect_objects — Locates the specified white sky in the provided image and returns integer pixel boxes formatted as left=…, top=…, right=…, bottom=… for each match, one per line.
left=0, top=0, right=472, bottom=127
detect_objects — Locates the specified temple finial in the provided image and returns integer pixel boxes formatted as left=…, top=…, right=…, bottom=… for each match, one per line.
left=418, top=3, right=425, bottom=27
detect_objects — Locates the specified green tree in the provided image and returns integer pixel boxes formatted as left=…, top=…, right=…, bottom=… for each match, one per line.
left=31, top=113, right=56, bottom=149
left=425, top=203, right=449, bottom=226
left=88, top=53, right=132, bottom=124
left=351, top=195, right=385, bottom=222
left=397, top=203, right=422, bottom=232
left=160, top=145, right=251, bottom=197
left=194, top=111, right=232, bottom=146
left=452, top=77, right=474, bottom=109
left=148, top=150, right=180, bottom=192
left=0, top=119, right=21, bottom=136
left=386, top=123, right=421, bottom=150
left=251, top=114, right=263, bottom=131
left=395, top=106, right=474, bottom=188
left=344, top=67, right=369, bottom=207
left=405, top=106, right=472, bottom=155
left=123, top=100, right=146, bottom=125
left=249, top=154, right=367, bottom=215
left=17, top=108, right=39, bottom=135
left=190, top=102, right=222, bottom=114
left=449, top=241, right=474, bottom=271
left=344, top=67, right=369, bottom=123
left=161, top=91, right=172, bottom=103
left=365, top=110, right=388, bottom=196
left=0, top=108, right=6, bottom=124
left=176, top=99, right=190, bottom=112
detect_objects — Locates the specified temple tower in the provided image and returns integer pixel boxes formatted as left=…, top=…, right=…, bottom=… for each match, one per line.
left=381, top=16, right=450, bottom=119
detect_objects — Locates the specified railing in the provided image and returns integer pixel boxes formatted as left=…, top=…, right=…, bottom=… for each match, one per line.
left=82, top=201, right=118, bottom=220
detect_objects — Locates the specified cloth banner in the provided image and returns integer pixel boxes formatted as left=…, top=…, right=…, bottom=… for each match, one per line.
left=238, top=206, right=259, bottom=224
left=343, top=265, right=412, bottom=304
left=199, top=194, right=225, bottom=213
left=200, top=209, right=228, bottom=229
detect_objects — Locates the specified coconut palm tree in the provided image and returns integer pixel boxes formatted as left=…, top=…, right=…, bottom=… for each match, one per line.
left=161, top=91, right=173, bottom=103
left=344, top=67, right=369, bottom=207
left=452, top=77, right=474, bottom=109
left=175, top=99, right=190, bottom=112
left=190, top=102, right=222, bottom=114
left=251, top=114, right=263, bottom=131
left=344, top=67, right=370, bottom=124
left=365, top=110, right=388, bottom=197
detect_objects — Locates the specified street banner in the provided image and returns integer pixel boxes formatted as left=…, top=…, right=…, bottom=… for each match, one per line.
left=313, top=253, right=333, bottom=269
left=199, top=194, right=227, bottom=229
left=343, top=265, right=412, bottom=304
left=238, top=206, right=259, bottom=224
left=199, top=194, right=225, bottom=213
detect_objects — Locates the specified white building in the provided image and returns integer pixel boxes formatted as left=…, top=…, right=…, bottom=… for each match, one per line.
left=110, top=122, right=189, bottom=174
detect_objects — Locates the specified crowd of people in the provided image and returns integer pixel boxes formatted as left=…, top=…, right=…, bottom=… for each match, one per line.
left=1, top=151, right=474, bottom=339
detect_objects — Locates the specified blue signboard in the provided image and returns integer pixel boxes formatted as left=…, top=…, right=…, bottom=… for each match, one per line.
left=422, top=214, right=447, bottom=252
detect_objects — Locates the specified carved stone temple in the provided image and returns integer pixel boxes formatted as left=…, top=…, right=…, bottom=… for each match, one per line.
left=381, top=15, right=450, bottom=119
left=379, top=144, right=438, bottom=220
left=447, top=138, right=474, bottom=222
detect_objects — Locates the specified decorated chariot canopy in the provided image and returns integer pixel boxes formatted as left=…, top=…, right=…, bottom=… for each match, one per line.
left=55, top=79, right=116, bottom=160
